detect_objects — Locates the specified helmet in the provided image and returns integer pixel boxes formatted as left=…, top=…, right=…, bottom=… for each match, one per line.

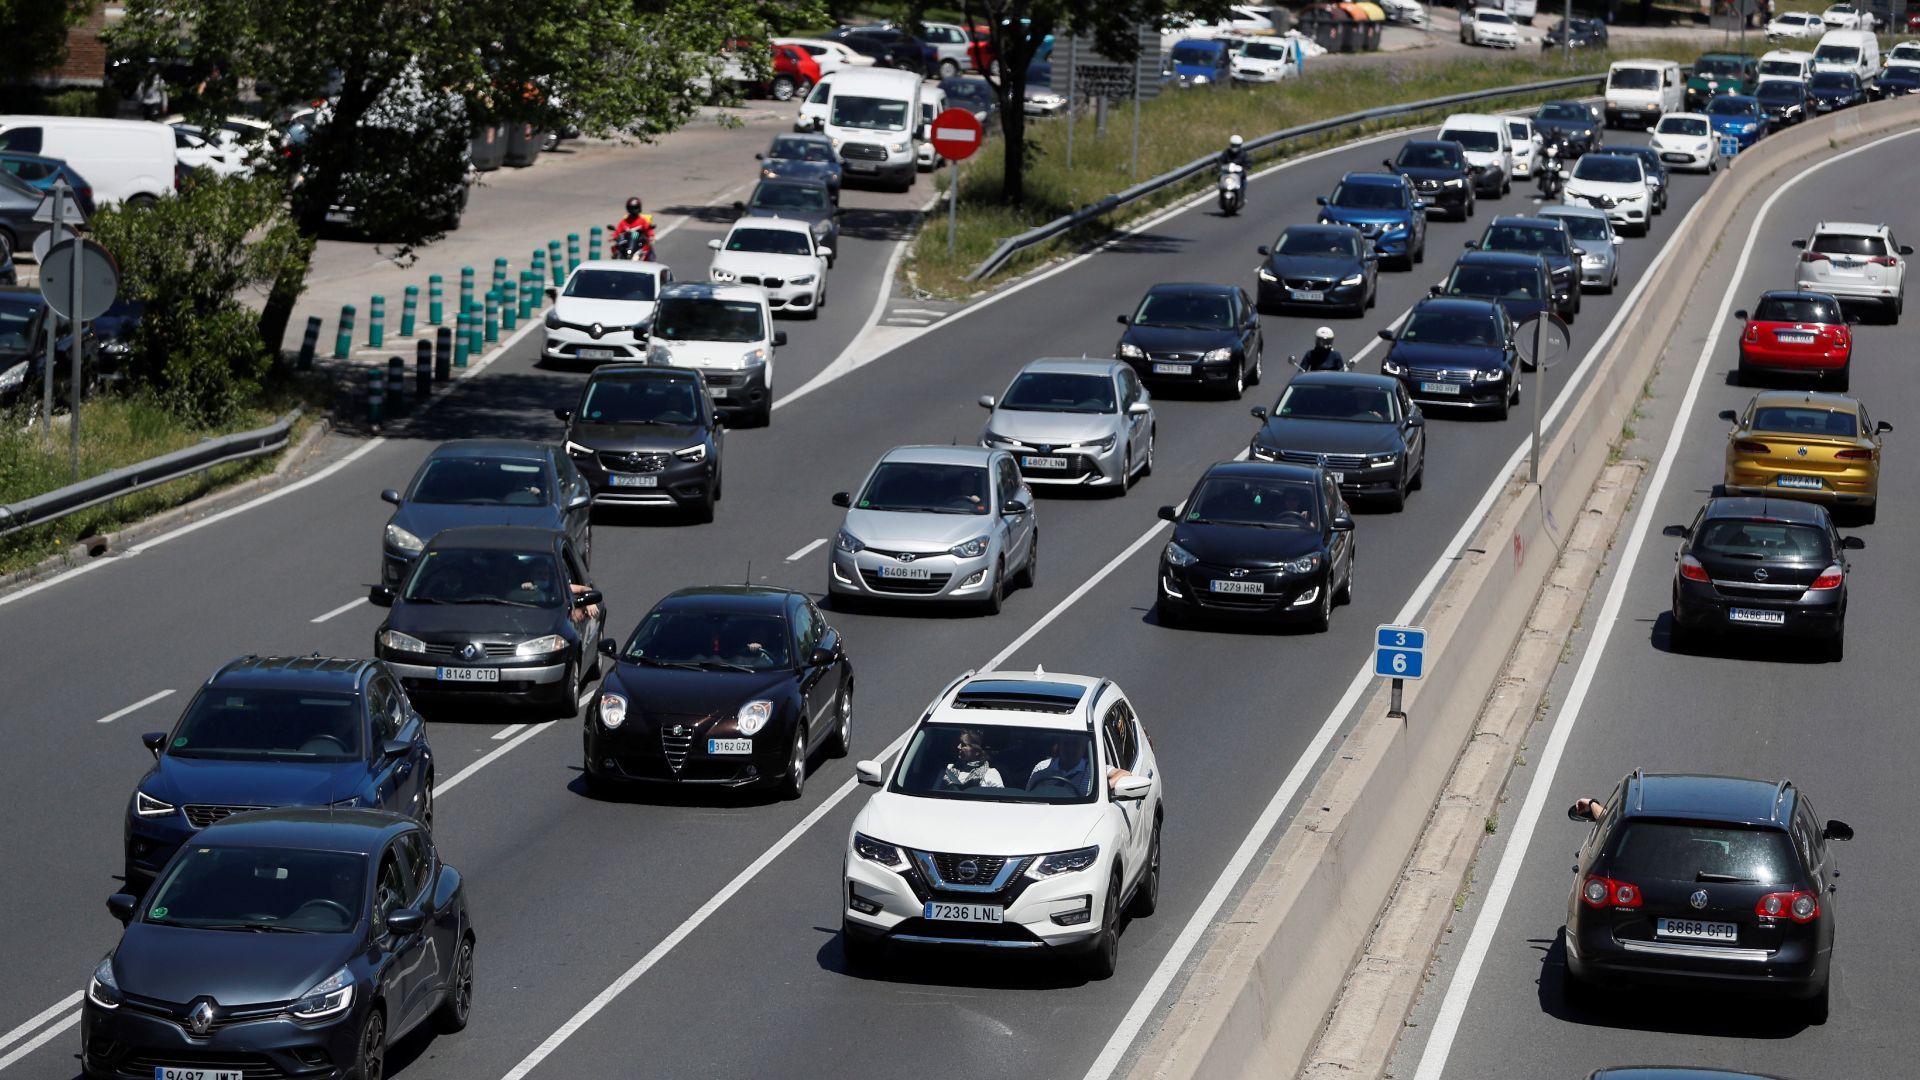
left=1228, top=134, right=1245, bottom=148
left=625, top=197, right=642, bottom=214
left=1315, top=326, right=1335, bottom=343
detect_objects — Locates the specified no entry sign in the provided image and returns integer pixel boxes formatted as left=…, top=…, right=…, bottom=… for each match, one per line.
left=930, top=108, right=985, bottom=162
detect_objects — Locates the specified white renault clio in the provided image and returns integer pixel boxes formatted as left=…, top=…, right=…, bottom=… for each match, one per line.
left=841, top=669, right=1163, bottom=978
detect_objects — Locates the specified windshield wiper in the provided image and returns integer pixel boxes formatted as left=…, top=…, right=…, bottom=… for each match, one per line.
left=632, top=656, right=703, bottom=670
left=603, top=417, right=676, bottom=427
left=448, top=596, right=542, bottom=607
left=402, top=596, right=448, bottom=604
left=696, top=661, right=757, bottom=673
left=1695, top=871, right=1760, bottom=884
left=202, top=922, right=316, bottom=934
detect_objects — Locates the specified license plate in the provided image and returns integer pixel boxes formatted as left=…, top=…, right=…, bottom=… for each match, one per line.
left=1152, top=362, right=1193, bottom=375
left=1656, top=917, right=1739, bottom=942
left=1776, top=474, right=1824, bottom=490
left=1290, top=289, right=1325, bottom=302
left=1022, top=455, right=1069, bottom=469
left=879, top=565, right=933, bottom=579
left=1210, top=579, right=1265, bottom=594
left=436, top=666, right=500, bottom=682
left=1420, top=381, right=1463, bottom=395
left=1729, top=607, right=1787, bottom=625
left=708, top=738, right=752, bottom=755
left=1329, top=471, right=1346, bottom=484
left=1661, top=151, right=1691, bottom=163
left=845, top=160, right=876, bottom=172
left=609, top=474, right=658, bottom=488
left=1834, top=258, right=1858, bottom=269
left=156, top=1070, right=244, bottom=1080
left=707, top=386, right=730, bottom=399
left=1774, top=332, right=1815, bottom=344
left=923, top=901, right=1003, bottom=923
left=578, top=347, right=615, bottom=360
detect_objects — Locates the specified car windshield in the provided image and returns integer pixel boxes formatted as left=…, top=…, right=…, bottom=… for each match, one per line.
left=1658, top=116, right=1710, bottom=135
left=1811, top=232, right=1887, bottom=256
left=1608, top=822, right=1797, bottom=884
left=1399, top=309, right=1501, bottom=346
left=750, top=183, right=829, bottom=212
left=1241, top=41, right=1290, bottom=59
left=1813, top=45, right=1860, bottom=65
left=830, top=94, right=909, bottom=130
left=1749, top=405, right=1858, bottom=437
left=167, top=687, right=361, bottom=762
left=1132, top=290, right=1233, bottom=329
left=1754, top=296, right=1842, bottom=322
left=1708, top=97, right=1758, bottom=116
left=1478, top=10, right=1513, bottom=23
left=1185, top=476, right=1319, bottom=528
left=1538, top=101, right=1589, bottom=120
left=725, top=227, right=812, bottom=255
left=1482, top=224, right=1566, bottom=254
left=1756, top=80, right=1802, bottom=99
left=1000, top=371, right=1117, bottom=413
left=652, top=298, right=764, bottom=343
left=892, top=723, right=1100, bottom=803
left=0, top=297, right=41, bottom=359
left=1572, top=155, right=1641, bottom=183
left=943, top=81, right=990, bottom=106
left=1170, top=43, right=1218, bottom=65
left=1808, top=71, right=1856, bottom=90
left=1609, top=67, right=1660, bottom=89
left=1547, top=213, right=1610, bottom=241
left=577, top=377, right=703, bottom=425
left=1439, top=127, right=1499, bottom=152
left=1331, top=181, right=1408, bottom=209
left=1758, top=61, right=1804, bottom=78
left=563, top=269, right=658, bottom=302
left=1273, top=383, right=1397, bottom=422
left=408, top=456, right=548, bottom=506
left=402, top=548, right=564, bottom=606
left=623, top=608, right=792, bottom=670
left=1277, top=230, right=1359, bottom=257
left=768, top=137, right=833, bottom=162
left=857, top=461, right=992, bottom=514
left=143, top=847, right=366, bottom=933
left=1693, top=519, right=1833, bottom=561
left=1397, top=144, right=1460, bottom=169
left=1506, top=121, right=1529, bottom=140
left=1449, top=264, right=1543, bottom=299
left=1884, top=67, right=1920, bottom=83
left=1696, top=57, right=1745, bottom=77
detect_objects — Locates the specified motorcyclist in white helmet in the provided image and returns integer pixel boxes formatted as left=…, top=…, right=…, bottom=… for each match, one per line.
left=1300, top=326, right=1345, bottom=371
left=1221, top=133, right=1251, bottom=171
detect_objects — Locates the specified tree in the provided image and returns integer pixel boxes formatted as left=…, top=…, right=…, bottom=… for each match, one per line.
left=108, top=0, right=826, bottom=355
left=0, top=0, right=92, bottom=78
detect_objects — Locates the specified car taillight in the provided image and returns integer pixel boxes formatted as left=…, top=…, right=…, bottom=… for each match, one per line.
left=1582, top=875, right=1643, bottom=908
left=1800, top=251, right=1830, bottom=263
left=1678, top=555, right=1710, bottom=582
left=1742, top=324, right=1758, bottom=342
left=1809, top=564, right=1844, bottom=590
left=1834, top=448, right=1874, bottom=460
left=1733, top=440, right=1770, bottom=453
left=1756, top=890, right=1820, bottom=922
left=1869, top=255, right=1899, bottom=266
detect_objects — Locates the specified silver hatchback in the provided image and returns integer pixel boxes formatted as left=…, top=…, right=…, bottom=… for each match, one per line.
left=979, top=358, right=1156, bottom=493
left=828, top=446, right=1038, bottom=615
left=1537, top=205, right=1622, bottom=293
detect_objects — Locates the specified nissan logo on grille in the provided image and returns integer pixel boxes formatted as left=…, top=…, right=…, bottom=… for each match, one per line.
left=955, top=859, right=980, bottom=882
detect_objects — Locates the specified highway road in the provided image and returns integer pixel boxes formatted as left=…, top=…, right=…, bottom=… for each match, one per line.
left=0, top=114, right=1722, bottom=1079
left=1396, top=129, right=1920, bottom=1079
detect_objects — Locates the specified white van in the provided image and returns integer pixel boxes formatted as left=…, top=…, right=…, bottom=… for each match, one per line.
left=646, top=282, right=786, bottom=427
left=1503, top=115, right=1538, bottom=178
left=0, top=117, right=176, bottom=206
left=822, top=67, right=924, bottom=192
left=1437, top=113, right=1515, bottom=195
left=1756, top=48, right=1816, bottom=84
left=917, top=83, right=949, bottom=171
left=1812, top=30, right=1879, bottom=81
left=1503, top=0, right=1538, bottom=23
left=1603, top=59, right=1684, bottom=129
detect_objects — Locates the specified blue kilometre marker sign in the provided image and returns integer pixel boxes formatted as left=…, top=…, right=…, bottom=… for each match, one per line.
left=1374, top=624, right=1426, bottom=680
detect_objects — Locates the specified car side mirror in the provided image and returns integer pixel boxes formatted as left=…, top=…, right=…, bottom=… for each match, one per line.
left=567, top=490, right=593, bottom=510
left=107, top=893, right=138, bottom=925
left=380, top=488, right=402, bottom=505
left=1611, top=235, right=1624, bottom=246
left=1116, top=314, right=1130, bottom=325
left=1661, top=524, right=1690, bottom=538
left=1123, top=399, right=1153, bottom=417
left=1846, top=312, right=1862, bottom=324
left=772, top=330, right=788, bottom=347
left=731, top=200, right=745, bottom=212
left=382, top=738, right=412, bottom=760
left=1823, top=819, right=1855, bottom=841
left=1331, top=515, right=1354, bottom=533
left=598, top=637, right=618, bottom=659
left=1408, top=413, right=1425, bottom=427
left=1376, top=329, right=1395, bottom=342
left=368, top=585, right=396, bottom=608
left=142, top=731, right=166, bottom=758
left=1790, top=238, right=1806, bottom=249
left=1157, top=505, right=1180, bottom=523
left=831, top=491, right=852, bottom=507
left=1382, top=158, right=1396, bottom=171
left=834, top=208, right=846, bottom=218
left=385, top=908, right=426, bottom=935
left=1315, top=195, right=1328, bottom=206
left=1565, top=803, right=1589, bottom=822
left=808, top=646, right=837, bottom=667
left=1841, top=536, right=1865, bottom=550
left=1428, top=284, right=1443, bottom=297
left=1903, top=245, right=1915, bottom=256
left=575, top=588, right=604, bottom=608
left=1002, top=498, right=1030, bottom=515
left=1876, top=420, right=1893, bottom=434
left=1718, top=409, right=1739, bottom=423
left=1733, top=310, right=1748, bottom=322
left=855, top=760, right=885, bottom=786
left=1112, top=774, right=1153, bottom=800
left=817, top=245, right=834, bottom=258
left=553, top=408, right=572, bottom=422
left=707, top=238, right=722, bottom=250
left=1250, top=406, right=1268, bottom=420
left=1256, top=245, right=1270, bottom=256
left=978, top=394, right=996, bottom=409
left=1463, top=240, right=1476, bottom=250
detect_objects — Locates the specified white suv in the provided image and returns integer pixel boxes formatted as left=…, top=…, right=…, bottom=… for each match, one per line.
left=1794, top=221, right=1911, bottom=321
left=841, top=669, right=1163, bottom=978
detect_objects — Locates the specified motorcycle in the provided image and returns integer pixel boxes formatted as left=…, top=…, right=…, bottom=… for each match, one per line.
left=1536, top=143, right=1566, bottom=200
left=1290, top=350, right=1351, bottom=373
left=609, top=226, right=656, bottom=262
left=1218, top=162, right=1246, bottom=216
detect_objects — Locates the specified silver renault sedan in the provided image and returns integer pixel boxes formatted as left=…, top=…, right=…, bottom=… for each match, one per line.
left=978, top=357, right=1156, bottom=494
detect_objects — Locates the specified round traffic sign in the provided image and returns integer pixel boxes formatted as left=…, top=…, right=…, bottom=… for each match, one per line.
left=930, top=108, right=985, bottom=162
left=30, top=225, right=77, bottom=266
left=39, top=237, right=121, bottom=322
left=1513, top=311, right=1572, bottom=370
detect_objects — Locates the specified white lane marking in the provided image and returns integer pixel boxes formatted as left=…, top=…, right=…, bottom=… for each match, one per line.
left=785, top=538, right=827, bottom=562
left=1409, top=126, right=1919, bottom=1080
left=491, top=723, right=527, bottom=742
left=0, top=1010, right=79, bottom=1072
left=310, top=596, right=369, bottom=624
left=433, top=720, right=555, bottom=799
left=94, top=689, right=175, bottom=725
left=0, top=992, right=79, bottom=1057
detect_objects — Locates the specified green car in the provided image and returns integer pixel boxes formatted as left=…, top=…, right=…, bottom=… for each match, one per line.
left=1687, top=53, right=1758, bottom=108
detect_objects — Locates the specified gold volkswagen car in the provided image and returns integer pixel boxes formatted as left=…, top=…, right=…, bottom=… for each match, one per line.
left=1720, top=391, right=1890, bottom=522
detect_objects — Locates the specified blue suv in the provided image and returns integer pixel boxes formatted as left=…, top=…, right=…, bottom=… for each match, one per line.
left=1317, top=172, right=1428, bottom=269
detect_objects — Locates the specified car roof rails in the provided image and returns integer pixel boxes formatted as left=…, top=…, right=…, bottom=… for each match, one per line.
left=1086, top=678, right=1112, bottom=730
left=1772, top=777, right=1795, bottom=823
left=1631, top=766, right=1645, bottom=812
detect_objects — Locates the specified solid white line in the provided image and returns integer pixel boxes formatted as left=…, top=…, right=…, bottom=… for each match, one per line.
left=94, top=689, right=174, bottom=725
left=785, top=538, right=827, bottom=562
left=1408, top=126, right=1920, bottom=1080
left=0, top=993, right=79, bottom=1057
left=433, top=721, right=555, bottom=799
left=491, top=723, right=527, bottom=742
left=0, top=1010, right=78, bottom=1072
left=310, top=596, right=369, bottom=624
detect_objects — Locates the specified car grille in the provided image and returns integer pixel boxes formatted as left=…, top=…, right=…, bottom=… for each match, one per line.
left=652, top=713, right=708, bottom=774
left=840, top=142, right=888, bottom=161
left=736, top=275, right=785, bottom=289
left=1352, top=220, right=1386, bottom=236
left=1015, top=454, right=1098, bottom=478
left=118, top=1053, right=287, bottom=1079
left=859, top=568, right=952, bottom=594
left=1283, top=276, right=1335, bottom=290
left=420, top=641, right=520, bottom=658
left=598, top=450, right=670, bottom=474
left=931, top=852, right=1009, bottom=882
left=1148, top=350, right=1203, bottom=363
left=183, top=804, right=267, bottom=829
left=1406, top=365, right=1476, bottom=383
left=702, top=371, right=747, bottom=390
left=1277, top=449, right=1369, bottom=469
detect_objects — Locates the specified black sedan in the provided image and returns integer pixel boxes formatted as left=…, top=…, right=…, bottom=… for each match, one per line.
left=1532, top=99, right=1602, bottom=154
left=1873, top=64, right=1920, bottom=98
left=828, top=25, right=927, bottom=74
left=559, top=364, right=723, bottom=521
left=0, top=286, right=98, bottom=409
left=1384, top=140, right=1474, bottom=220
left=1431, top=251, right=1552, bottom=344
left=756, top=132, right=842, bottom=201
left=86, top=809, right=474, bottom=1080
left=1597, top=143, right=1670, bottom=214
left=1541, top=16, right=1608, bottom=49
left=1807, top=71, right=1865, bottom=113
left=1756, top=78, right=1811, bottom=124
left=1470, top=216, right=1580, bottom=319
left=734, top=177, right=841, bottom=262
left=1254, top=224, right=1377, bottom=316
left=371, top=526, right=605, bottom=714
left=1155, top=460, right=1355, bottom=631
left=584, top=585, right=854, bottom=799
left=380, top=439, right=593, bottom=588
left=1248, top=372, right=1425, bottom=510
left=1663, top=496, right=1861, bottom=660
left=1116, top=282, right=1264, bottom=399
left=1378, top=297, right=1520, bottom=418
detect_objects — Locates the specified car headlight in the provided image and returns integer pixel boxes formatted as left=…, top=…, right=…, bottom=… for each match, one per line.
left=762, top=167, right=778, bottom=179
left=981, top=430, right=1014, bottom=447
left=1318, top=215, right=1337, bottom=226
left=1475, top=367, right=1507, bottom=382
left=384, top=523, right=423, bottom=555
left=675, top=443, right=707, bottom=463
left=565, top=440, right=593, bottom=457
left=742, top=347, right=769, bottom=365
left=1368, top=453, right=1398, bottom=467
left=544, top=309, right=562, bottom=330
left=710, top=268, right=737, bottom=283
left=0, top=360, right=27, bottom=392
left=1339, top=273, right=1365, bottom=286
left=1118, top=342, right=1146, bottom=359
left=1443, top=178, right=1465, bottom=188
left=1582, top=252, right=1605, bottom=265
left=736, top=700, right=773, bottom=737
left=1164, top=541, right=1198, bottom=567
left=1696, top=140, right=1712, bottom=152
left=791, top=274, right=816, bottom=285
left=1381, top=358, right=1406, bottom=376
left=134, top=791, right=175, bottom=818
left=949, top=535, right=990, bottom=558
left=379, top=629, right=427, bottom=654
left=289, top=967, right=353, bottom=1021
left=853, top=831, right=908, bottom=870
left=1028, top=845, right=1100, bottom=878
left=599, top=692, right=627, bottom=729
left=1282, top=552, right=1324, bottom=575
left=889, top=140, right=910, bottom=153
left=1250, top=442, right=1279, bottom=461
left=835, top=528, right=864, bottom=554
left=1191, top=74, right=1211, bottom=85
left=88, top=957, right=121, bottom=1010
left=1202, top=348, right=1234, bottom=363
left=514, top=634, right=564, bottom=658
left=1257, top=267, right=1278, bottom=282
left=1072, top=435, right=1116, bottom=454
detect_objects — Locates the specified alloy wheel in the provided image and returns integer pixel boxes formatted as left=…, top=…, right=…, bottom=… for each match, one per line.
left=358, top=1009, right=385, bottom=1080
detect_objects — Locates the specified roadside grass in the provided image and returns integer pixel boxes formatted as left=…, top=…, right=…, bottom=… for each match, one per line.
left=904, top=39, right=1705, bottom=299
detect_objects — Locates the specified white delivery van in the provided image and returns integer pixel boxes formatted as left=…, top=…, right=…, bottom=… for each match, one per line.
left=1603, top=59, right=1683, bottom=128
left=822, top=67, right=924, bottom=192
left=0, top=117, right=176, bottom=206
left=1757, top=48, right=1816, bottom=83
left=646, top=283, right=785, bottom=427
left=1437, top=113, right=1515, bottom=195
left=917, top=83, right=949, bottom=171
left=1812, top=30, right=1879, bottom=81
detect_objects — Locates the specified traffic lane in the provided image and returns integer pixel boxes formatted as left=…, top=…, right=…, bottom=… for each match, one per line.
left=1424, top=136, right=1919, bottom=1077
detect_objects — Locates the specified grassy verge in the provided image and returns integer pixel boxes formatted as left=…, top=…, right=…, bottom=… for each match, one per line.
left=906, top=40, right=1706, bottom=298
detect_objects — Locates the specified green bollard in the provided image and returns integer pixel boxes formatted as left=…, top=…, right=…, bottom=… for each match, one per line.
left=492, top=257, right=509, bottom=292
left=368, top=294, right=385, bottom=348
left=588, top=226, right=604, bottom=261
left=459, top=266, right=476, bottom=319
left=428, top=274, right=444, bottom=325
left=466, top=302, right=483, bottom=355
left=531, top=248, right=546, bottom=282
left=484, top=290, right=500, bottom=343
left=453, top=314, right=471, bottom=368
left=566, top=233, right=581, bottom=273
left=518, top=271, right=536, bottom=320
left=333, top=304, right=356, bottom=360
left=401, top=285, right=419, bottom=337
left=547, top=241, right=564, bottom=285
left=297, top=316, right=322, bottom=371
left=367, top=365, right=385, bottom=427
left=502, top=279, right=519, bottom=330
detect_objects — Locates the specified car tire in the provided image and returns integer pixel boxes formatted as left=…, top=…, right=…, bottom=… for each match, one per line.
left=1366, top=285, right=1378, bottom=310
left=1859, top=501, right=1877, bottom=525
left=1736, top=359, right=1753, bottom=386
left=842, top=923, right=884, bottom=969
left=1414, top=233, right=1426, bottom=264
left=771, top=75, right=798, bottom=101
left=1228, top=360, right=1247, bottom=400
left=1115, top=444, right=1133, bottom=495
left=433, top=935, right=475, bottom=1034
left=1562, top=968, right=1603, bottom=1012
left=1501, top=174, right=1512, bottom=196
left=692, top=487, right=716, bottom=524
left=1308, top=577, right=1333, bottom=632
left=553, top=662, right=580, bottom=718
left=1465, top=192, right=1476, bottom=219
left=940, top=59, right=961, bottom=79
left=714, top=465, right=724, bottom=502
left=1385, top=471, right=1407, bottom=512
left=1248, top=349, right=1263, bottom=387
left=353, top=1007, right=385, bottom=1080
left=582, top=756, right=616, bottom=799
left=1141, top=426, right=1155, bottom=477
left=1336, top=554, right=1355, bottom=605
left=1831, top=364, right=1849, bottom=392
left=1492, top=387, right=1512, bottom=421
left=780, top=722, right=808, bottom=800
left=748, top=399, right=772, bottom=428
left=827, top=682, right=853, bottom=757
left=981, top=560, right=1006, bottom=615
left=1155, top=598, right=1183, bottom=628
left=1015, top=533, right=1038, bottom=588
left=1826, top=623, right=1846, bottom=663
left=1410, top=450, right=1425, bottom=490
left=1127, top=819, right=1162, bottom=918
left=1081, top=875, right=1123, bottom=980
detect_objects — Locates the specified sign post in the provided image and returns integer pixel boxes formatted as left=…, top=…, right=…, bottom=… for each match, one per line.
left=931, top=108, right=985, bottom=256
left=1375, top=624, right=1427, bottom=720
left=40, top=233, right=122, bottom=481
left=1515, top=311, right=1572, bottom=486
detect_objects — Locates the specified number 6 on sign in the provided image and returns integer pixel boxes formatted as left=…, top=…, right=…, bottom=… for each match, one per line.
left=1373, top=623, right=1427, bottom=681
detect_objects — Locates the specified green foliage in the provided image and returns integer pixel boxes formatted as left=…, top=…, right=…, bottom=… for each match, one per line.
left=0, top=0, right=92, bottom=77
left=87, top=175, right=313, bottom=427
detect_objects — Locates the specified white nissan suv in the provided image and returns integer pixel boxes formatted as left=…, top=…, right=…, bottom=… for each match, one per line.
left=841, top=669, right=1163, bottom=978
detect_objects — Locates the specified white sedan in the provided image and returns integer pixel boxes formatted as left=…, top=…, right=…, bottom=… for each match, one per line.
left=1461, top=8, right=1522, bottom=47
left=1821, top=2, right=1874, bottom=29
left=707, top=217, right=832, bottom=317
left=1648, top=112, right=1720, bottom=173
left=1765, top=11, right=1825, bottom=38
left=542, top=261, right=674, bottom=365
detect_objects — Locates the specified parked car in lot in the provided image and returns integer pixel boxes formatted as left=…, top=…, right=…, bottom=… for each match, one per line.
left=1248, top=372, right=1425, bottom=510
left=1155, top=460, right=1356, bottom=629
left=1734, top=290, right=1853, bottom=387
left=1384, top=139, right=1475, bottom=220
left=0, top=115, right=175, bottom=205
left=379, top=439, right=594, bottom=588
left=939, top=75, right=998, bottom=126
left=0, top=170, right=79, bottom=257
left=1229, top=36, right=1298, bottom=82
left=978, top=357, right=1156, bottom=493
left=1662, top=496, right=1861, bottom=658
left=542, top=260, right=674, bottom=367
left=1168, top=38, right=1233, bottom=86
left=0, top=150, right=95, bottom=215
left=0, top=286, right=102, bottom=410
left=1766, top=10, right=1826, bottom=38
left=1316, top=171, right=1427, bottom=269
left=1460, top=7, right=1522, bottom=47
left=1023, top=63, right=1068, bottom=116
left=827, top=25, right=929, bottom=75
left=559, top=364, right=723, bottom=521
left=1255, top=224, right=1378, bottom=316
left=1116, top=282, right=1265, bottom=399
left=1792, top=220, right=1909, bottom=322
left=1718, top=390, right=1887, bottom=520
left=1378, top=297, right=1521, bottom=418
left=1542, top=15, right=1608, bottom=48
left=1537, top=205, right=1623, bottom=292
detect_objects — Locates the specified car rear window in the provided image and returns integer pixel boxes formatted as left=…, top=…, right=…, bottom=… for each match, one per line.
left=1608, top=821, right=1798, bottom=885
left=1693, top=520, right=1832, bottom=561
left=410, top=457, right=548, bottom=505
left=1438, top=127, right=1500, bottom=152
left=1482, top=223, right=1567, bottom=255
left=1750, top=405, right=1858, bottom=438
left=1753, top=296, right=1841, bottom=322
left=1810, top=232, right=1887, bottom=257
left=1609, top=67, right=1660, bottom=90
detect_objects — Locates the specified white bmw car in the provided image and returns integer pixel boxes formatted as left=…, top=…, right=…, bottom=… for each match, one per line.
left=841, top=669, right=1163, bottom=978
left=542, top=261, right=674, bottom=365
left=707, top=217, right=832, bottom=318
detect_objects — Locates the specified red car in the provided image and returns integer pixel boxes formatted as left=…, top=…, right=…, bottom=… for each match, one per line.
left=770, top=44, right=822, bottom=101
left=1737, top=289, right=1853, bottom=388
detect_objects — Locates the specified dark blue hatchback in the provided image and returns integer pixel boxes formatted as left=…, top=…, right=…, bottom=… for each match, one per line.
left=1316, top=172, right=1427, bottom=268
left=124, top=657, right=434, bottom=892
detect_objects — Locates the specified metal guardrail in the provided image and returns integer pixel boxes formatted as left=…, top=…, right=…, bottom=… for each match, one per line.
left=966, top=73, right=1607, bottom=281
left=0, top=409, right=303, bottom=538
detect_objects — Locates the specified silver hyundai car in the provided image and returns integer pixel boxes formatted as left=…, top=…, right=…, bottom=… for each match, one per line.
left=978, top=357, right=1156, bottom=494
left=828, top=446, right=1038, bottom=615
left=1537, top=204, right=1622, bottom=293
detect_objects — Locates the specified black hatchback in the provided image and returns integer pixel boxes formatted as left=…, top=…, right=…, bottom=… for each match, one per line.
left=379, top=439, right=594, bottom=587
left=1116, top=283, right=1264, bottom=399
left=1564, top=771, right=1852, bottom=1022
left=559, top=365, right=724, bottom=522
left=1383, top=140, right=1474, bottom=220
left=1663, top=496, right=1861, bottom=660
left=1469, top=216, right=1580, bottom=319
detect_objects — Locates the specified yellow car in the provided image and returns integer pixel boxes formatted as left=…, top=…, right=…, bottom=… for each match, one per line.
left=1719, top=390, right=1889, bottom=522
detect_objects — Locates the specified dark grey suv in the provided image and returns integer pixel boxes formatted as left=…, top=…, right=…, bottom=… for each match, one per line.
left=559, top=365, right=723, bottom=522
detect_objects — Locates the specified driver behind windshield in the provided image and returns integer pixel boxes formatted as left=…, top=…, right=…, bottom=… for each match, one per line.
left=1027, top=734, right=1130, bottom=796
